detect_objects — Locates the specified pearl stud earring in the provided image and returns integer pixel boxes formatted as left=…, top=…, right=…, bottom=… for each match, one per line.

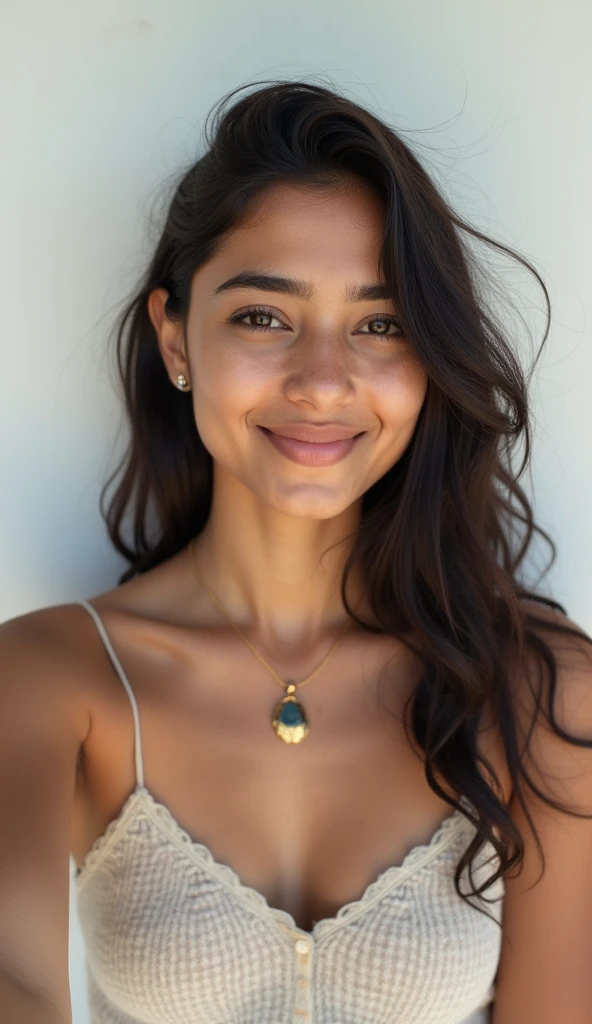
left=175, top=373, right=191, bottom=391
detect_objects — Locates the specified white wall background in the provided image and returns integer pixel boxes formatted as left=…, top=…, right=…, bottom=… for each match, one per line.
left=1, top=1, right=590, bottom=1020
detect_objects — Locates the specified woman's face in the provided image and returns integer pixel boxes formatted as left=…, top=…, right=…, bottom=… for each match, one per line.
left=155, top=180, right=428, bottom=520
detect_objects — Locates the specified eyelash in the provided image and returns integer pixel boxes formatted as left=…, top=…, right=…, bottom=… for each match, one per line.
left=226, top=305, right=406, bottom=340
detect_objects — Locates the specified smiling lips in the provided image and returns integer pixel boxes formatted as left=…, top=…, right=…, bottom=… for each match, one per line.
left=258, top=422, right=366, bottom=466
left=262, top=422, right=363, bottom=442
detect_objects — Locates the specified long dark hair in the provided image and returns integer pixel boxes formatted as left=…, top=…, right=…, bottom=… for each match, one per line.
left=99, top=77, right=592, bottom=924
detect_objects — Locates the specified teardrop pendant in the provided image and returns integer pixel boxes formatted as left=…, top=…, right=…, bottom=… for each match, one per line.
left=271, top=682, right=309, bottom=744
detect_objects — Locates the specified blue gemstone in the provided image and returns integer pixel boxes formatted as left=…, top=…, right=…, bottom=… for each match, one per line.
left=279, top=700, right=304, bottom=726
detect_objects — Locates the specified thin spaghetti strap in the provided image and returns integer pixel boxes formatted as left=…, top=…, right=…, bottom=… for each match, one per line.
left=76, top=599, right=145, bottom=790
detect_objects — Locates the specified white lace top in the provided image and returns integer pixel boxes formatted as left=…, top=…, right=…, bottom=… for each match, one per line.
left=73, top=598, right=505, bottom=1024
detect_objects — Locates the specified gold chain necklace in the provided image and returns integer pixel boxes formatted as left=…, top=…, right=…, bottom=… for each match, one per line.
left=188, top=537, right=352, bottom=744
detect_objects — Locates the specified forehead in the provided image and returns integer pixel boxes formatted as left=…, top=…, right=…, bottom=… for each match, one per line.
left=230, top=178, right=385, bottom=239
left=193, top=180, right=388, bottom=299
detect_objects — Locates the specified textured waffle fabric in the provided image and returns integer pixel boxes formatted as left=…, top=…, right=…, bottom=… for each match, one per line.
left=74, top=598, right=505, bottom=1024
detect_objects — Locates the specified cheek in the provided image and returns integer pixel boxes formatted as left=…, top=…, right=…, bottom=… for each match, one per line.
left=375, top=357, right=428, bottom=426
left=191, top=347, right=266, bottom=442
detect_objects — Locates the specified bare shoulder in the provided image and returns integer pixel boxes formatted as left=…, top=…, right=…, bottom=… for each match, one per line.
left=0, top=602, right=98, bottom=743
left=0, top=560, right=166, bottom=712
left=514, top=596, right=592, bottom=740
left=519, top=594, right=590, bottom=646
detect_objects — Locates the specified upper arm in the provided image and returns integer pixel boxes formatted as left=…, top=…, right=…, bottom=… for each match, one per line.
left=492, top=605, right=592, bottom=1023
left=0, top=607, right=90, bottom=1017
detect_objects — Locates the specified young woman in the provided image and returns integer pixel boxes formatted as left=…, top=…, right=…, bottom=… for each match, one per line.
left=1, top=79, right=591, bottom=1024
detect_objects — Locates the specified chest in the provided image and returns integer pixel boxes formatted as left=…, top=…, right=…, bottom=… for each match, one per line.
left=73, top=624, right=510, bottom=933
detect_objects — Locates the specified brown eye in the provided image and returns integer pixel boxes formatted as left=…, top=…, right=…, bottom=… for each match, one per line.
left=358, top=316, right=405, bottom=338
left=227, top=306, right=287, bottom=332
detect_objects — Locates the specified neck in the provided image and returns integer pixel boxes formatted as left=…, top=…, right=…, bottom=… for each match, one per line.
left=189, top=466, right=369, bottom=648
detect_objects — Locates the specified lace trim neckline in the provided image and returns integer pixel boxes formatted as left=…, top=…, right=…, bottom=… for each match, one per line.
left=75, top=784, right=474, bottom=938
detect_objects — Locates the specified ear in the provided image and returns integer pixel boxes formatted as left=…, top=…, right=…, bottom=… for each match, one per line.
left=147, top=287, right=191, bottom=386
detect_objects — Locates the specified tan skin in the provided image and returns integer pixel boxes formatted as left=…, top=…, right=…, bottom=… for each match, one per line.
left=58, top=178, right=592, bottom=1016
left=70, top=179, right=511, bottom=934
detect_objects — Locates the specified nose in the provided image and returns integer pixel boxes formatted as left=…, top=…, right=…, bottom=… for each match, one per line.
left=282, top=331, right=356, bottom=409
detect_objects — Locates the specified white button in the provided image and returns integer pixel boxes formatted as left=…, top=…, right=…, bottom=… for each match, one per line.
left=295, top=938, right=309, bottom=954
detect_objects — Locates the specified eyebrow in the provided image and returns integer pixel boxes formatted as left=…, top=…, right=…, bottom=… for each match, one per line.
left=213, top=270, right=392, bottom=303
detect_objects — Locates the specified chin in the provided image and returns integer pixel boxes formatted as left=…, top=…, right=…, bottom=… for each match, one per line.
left=257, top=484, right=359, bottom=520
